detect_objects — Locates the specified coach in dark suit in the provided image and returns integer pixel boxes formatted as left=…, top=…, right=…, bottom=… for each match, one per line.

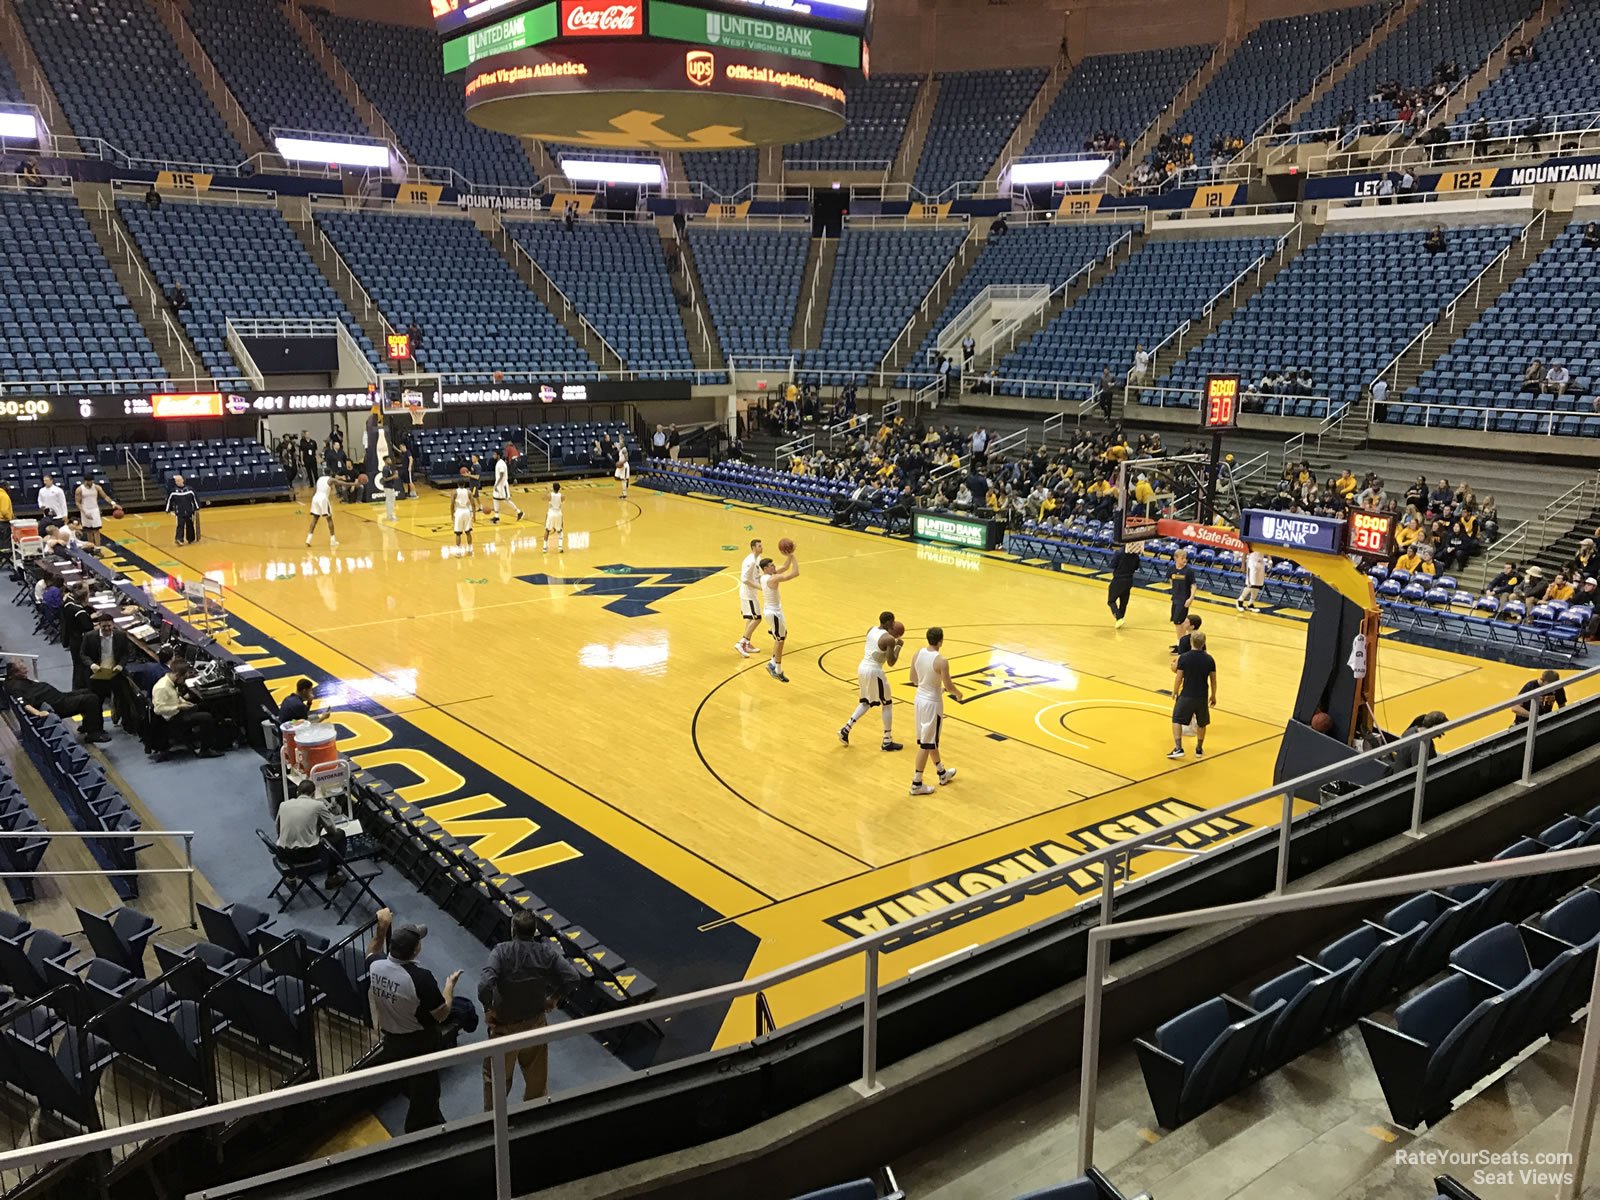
left=79, top=613, right=136, bottom=726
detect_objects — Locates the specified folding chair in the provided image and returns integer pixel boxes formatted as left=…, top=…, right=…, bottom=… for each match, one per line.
left=320, top=838, right=385, bottom=924
left=255, top=829, right=333, bottom=913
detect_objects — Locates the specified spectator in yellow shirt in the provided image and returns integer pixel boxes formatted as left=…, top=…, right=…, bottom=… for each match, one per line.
left=1333, top=469, right=1358, bottom=500
left=1544, top=572, right=1576, bottom=603
left=1395, top=548, right=1425, bottom=575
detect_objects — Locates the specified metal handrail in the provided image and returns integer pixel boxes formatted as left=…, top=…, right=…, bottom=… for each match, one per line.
left=1534, top=468, right=1600, bottom=552
left=1373, top=399, right=1600, bottom=439
left=495, top=217, right=625, bottom=370
left=1365, top=209, right=1545, bottom=411
left=6, top=668, right=1600, bottom=1198
left=150, top=0, right=258, bottom=154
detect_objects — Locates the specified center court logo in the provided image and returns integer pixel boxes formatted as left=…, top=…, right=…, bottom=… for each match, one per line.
left=519, top=564, right=723, bottom=617
left=686, top=50, right=715, bottom=87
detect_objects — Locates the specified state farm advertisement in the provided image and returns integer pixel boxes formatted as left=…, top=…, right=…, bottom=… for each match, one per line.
left=462, top=41, right=847, bottom=118
left=560, top=0, right=643, bottom=36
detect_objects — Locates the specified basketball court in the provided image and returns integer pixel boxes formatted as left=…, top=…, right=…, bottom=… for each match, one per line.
left=91, top=478, right=1589, bottom=1053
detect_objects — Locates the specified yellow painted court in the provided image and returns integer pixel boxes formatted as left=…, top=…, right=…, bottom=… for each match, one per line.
left=95, top=479, right=1596, bottom=1050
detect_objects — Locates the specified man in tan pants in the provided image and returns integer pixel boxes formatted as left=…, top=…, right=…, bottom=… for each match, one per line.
left=478, top=911, right=582, bottom=1106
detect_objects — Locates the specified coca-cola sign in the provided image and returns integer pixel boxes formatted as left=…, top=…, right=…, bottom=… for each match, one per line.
left=560, top=1, right=642, bottom=35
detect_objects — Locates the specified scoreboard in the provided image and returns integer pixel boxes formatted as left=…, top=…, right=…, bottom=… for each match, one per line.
left=438, top=0, right=869, bottom=70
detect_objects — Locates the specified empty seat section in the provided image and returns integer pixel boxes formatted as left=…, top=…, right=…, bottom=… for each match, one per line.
left=1003, top=235, right=1275, bottom=391
left=687, top=225, right=810, bottom=361
left=507, top=220, right=692, bottom=376
left=905, top=222, right=1141, bottom=382
left=317, top=211, right=592, bottom=379
left=1172, top=7, right=1387, bottom=156
left=309, top=9, right=538, bottom=189
left=1166, top=225, right=1518, bottom=416
left=806, top=225, right=967, bottom=383
left=188, top=0, right=366, bottom=143
left=1399, top=221, right=1600, bottom=436
left=914, top=68, right=1046, bottom=196
left=786, top=73, right=922, bottom=168
left=117, top=199, right=382, bottom=381
left=1298, top=0, right=1538, bottom=133
left=681, top=150, right=758, bottom=199
left=0, top=192, right=166, bottom=394
left=15, top=0, right=243, bottom=166
left=1027, top=46, right=1212, bottom=158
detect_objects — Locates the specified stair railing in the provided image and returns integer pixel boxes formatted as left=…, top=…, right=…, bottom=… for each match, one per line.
left=1535, top=469, right=1600, bottom=554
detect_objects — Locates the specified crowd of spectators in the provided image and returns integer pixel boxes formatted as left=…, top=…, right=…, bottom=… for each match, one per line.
left=780, top=417, right=1175, bottom=531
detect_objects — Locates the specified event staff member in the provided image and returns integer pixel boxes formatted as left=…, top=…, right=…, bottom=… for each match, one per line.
left=367, top=908, right=462, bottom=1132
left=78, top=613, right=134, bottom=726
left=276, top=677, right=322, bottom=725
left=478, top=910, right=581, bottom=1107
left=5, top=659, right=111, bottom=743
left=276, top=779, right=345, bottom=891
left=151, top=660, right=222, bottom=759
left=166, top=475, right=200, bottom=545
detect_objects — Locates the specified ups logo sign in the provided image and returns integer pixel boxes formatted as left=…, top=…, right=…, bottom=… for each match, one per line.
left=685, top=50, right=714, bottom=87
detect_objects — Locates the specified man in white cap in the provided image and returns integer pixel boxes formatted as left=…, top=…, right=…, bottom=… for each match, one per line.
left=366, top=907, right=462, bottom=1131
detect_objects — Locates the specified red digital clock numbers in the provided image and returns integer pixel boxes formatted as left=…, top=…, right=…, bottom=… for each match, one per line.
left=1202, top=373, right=1240, bottom=430
left=1347, top=509, right=1395, bottom=559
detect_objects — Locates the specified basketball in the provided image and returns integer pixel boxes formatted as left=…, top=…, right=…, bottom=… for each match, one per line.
left=890, top=620, right=905, bottom=638
left=110, top=505, right=124, bottom=520
left=878, top=632, right=896, bottom=653
left=459, top=466, right=471, bottom=477
left=778, top=537, right=796, bottom=555
left=1310, top=712, right=1336, bottom=735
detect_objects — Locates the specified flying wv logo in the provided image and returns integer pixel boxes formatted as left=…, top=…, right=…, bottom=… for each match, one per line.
left=517, top=564, right=724, bottom=618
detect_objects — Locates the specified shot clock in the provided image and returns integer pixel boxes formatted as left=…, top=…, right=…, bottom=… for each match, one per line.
left=1201, top=373, right=1240, bottom=430
left=1346, top=508, right=1396, bottom=560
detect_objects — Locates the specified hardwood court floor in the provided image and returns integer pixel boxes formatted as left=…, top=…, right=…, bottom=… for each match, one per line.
left=99, top=480, right=1595, bottom=1049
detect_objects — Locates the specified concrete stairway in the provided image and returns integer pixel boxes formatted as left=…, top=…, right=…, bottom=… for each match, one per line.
left=1135, top=223, right=1324, bottom=422
left=659, top=150, right=689, bottom=196
left=282, top=0, right=411, bottom=159
left=985, top=59, right=1073, bottom=187
left=1113, top=32, right=1245, bottom=186
left=76, top=184, right=206, bottom=383
left=1376, top=213, right=1563, bottom=407
left=1251, top=0, right=1426, bottom=166
left=281, top=198, right=395, bottom=360
left=0, top=0, right=76, bottom=139
left=790, top=237, right=838, bottom=352
left=149, top=0, right=265, bottom=157
left=879, top=226, right=985, bottom=381
left=890, top=76, right=938, bottom=187
left=658, top=220, right=726, bottom=373
left=484, top=219, right=625, bottom=374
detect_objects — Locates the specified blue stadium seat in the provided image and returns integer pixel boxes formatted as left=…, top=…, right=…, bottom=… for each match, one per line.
left=915, top=68, right=1047, bottom=195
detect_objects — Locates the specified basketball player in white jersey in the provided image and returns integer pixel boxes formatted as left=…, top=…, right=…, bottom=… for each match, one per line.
left=907, top=626, right=961, bottom=794
left=759, top=548, right=799, bottom=683
left=1237, top=549, right=1267, bottom=612
left=839, top=610, right=903, bottom=751
left=305, top=474, right=338, bottom=547
left=452, top=476, right=475, bottom=552
left=542, top=482, right=564, bottom=552
left=615, top=444, right=631, bottom=498
left=490, top=452, right=523, bottom=523
left=74, top=477, right=114, bottom=546
left=734, top=536, right=763, bottom=657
